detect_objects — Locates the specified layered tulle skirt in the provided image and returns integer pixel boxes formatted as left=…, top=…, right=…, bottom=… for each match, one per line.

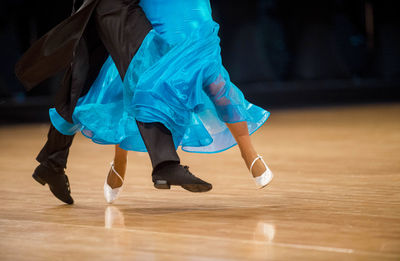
left=50, top=21, right=270, bottom=153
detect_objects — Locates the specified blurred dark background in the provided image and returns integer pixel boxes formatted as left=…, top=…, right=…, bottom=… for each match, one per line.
left=0, top=0, right=399, bottom=124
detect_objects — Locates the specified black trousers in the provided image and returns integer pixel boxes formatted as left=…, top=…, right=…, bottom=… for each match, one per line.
left=37, top=122, right=179, bottom=171
left=136, top=121, right=180, bottom=169
left=36, top=0, right=179, bottom=172
left=36, top=125, right=74, bottom=171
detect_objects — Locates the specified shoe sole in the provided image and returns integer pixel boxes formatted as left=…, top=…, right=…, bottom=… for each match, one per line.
left=181, top=184, right=212, bottom=193
left=154, top=180, right=212, bottom=192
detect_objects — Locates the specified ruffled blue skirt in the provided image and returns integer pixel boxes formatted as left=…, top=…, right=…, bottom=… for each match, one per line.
left=50, top=21, right=270, bottom=153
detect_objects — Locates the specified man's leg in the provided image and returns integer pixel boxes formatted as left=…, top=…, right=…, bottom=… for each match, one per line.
left=94, top=0, right=212, bottom=192
left=36, top=125, right=74, bottom=170
left=136, top=121, right=212, bottom=192
left=135, top=122, right=180, bottom=169
left=33, top=124, right=74, bottom=204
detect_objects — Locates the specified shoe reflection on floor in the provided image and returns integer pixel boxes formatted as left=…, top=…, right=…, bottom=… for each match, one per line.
left=253, top=221, right=275, bottom=242
left=105, top=206, right=125, bottom=229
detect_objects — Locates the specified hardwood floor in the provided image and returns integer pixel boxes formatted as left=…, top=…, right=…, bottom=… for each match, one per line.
left=0, top=104, right=399, bottom=260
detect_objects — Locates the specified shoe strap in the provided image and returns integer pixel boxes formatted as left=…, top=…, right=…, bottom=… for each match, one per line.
left=110, top=162, right=124, bottom=183
left=250, top=154, right=267, bottom=174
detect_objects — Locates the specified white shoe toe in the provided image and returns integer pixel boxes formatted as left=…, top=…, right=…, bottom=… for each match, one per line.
left=104, top=182, right=123, bottom=204
left=103, top=162, right=124, bottom=204
left=254, top=169, right=273, bottom=189
left=250, top=155, right=274, bottom=189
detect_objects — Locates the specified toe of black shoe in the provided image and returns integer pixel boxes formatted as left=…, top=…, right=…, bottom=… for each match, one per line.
left=49, top=187, right=74, bottom=204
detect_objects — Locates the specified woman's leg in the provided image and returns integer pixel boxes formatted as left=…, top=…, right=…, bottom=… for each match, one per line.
left=226, top=121, right=266, bottom=177
left=107, top=145, right=128, bottom=189
left=206, top=78, right=267, bottom=177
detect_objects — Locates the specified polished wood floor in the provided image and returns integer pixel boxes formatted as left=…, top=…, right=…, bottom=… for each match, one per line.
left=0, top=104, right=399, bottom=260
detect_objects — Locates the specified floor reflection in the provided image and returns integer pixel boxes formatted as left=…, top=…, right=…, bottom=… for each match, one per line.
left=105, top=206, right=125, bottom=229
left=102, top=205, right=278, bottom=259
left=253, top=221, right=275, bottom=242
left=105, top=205, right=276, bottom=243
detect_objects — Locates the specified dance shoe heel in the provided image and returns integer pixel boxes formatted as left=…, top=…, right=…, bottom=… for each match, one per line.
left=104, top=162, right=124, bottom=204
left=250, top=155, right=274, bottom=189
left=153, top=180, right=171, bottom=189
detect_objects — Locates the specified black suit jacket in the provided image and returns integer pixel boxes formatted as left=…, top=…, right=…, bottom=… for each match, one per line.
left=15, top=0, right=99, bottom=90
left=15, top=0, right=151, bottom=122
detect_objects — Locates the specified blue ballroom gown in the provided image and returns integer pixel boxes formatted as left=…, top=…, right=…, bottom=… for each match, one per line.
left=49, top=0, right=270, bottom=153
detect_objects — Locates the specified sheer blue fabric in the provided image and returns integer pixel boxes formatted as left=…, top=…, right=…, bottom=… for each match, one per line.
left=50, top=0, right=270, bottom=153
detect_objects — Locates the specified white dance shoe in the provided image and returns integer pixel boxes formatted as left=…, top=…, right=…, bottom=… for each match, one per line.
left=250, top=155, right=273, bottom=189
left=104, top=162, right=124, bottom=204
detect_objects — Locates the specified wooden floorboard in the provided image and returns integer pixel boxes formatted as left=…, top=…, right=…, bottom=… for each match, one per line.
left=0, top=104, right=399, bottom=260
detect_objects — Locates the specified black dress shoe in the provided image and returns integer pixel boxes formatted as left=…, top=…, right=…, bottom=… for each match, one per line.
left=32, top=164, right=74, bottom=204
left=152, top=164, right=212, bottom=192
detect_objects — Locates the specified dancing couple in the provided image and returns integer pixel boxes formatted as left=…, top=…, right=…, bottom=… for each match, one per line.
left=16, top=0, right=273, bottom=204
